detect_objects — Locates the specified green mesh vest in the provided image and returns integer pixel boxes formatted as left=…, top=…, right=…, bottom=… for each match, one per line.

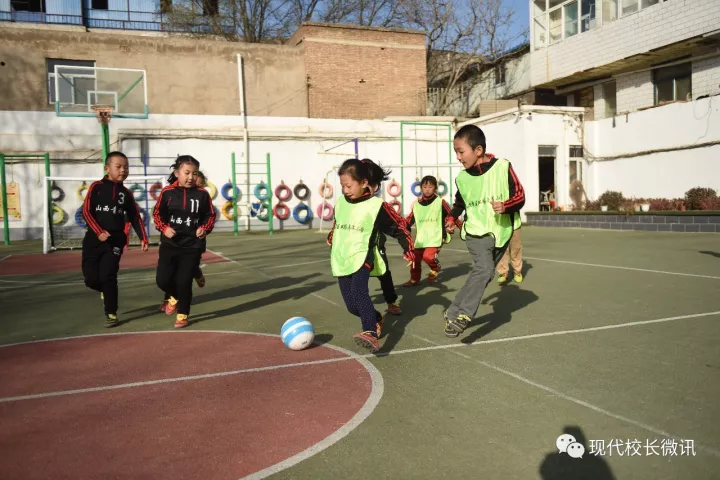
left=330, top=195, right=386, bottom=277
left=455, top=158, right=516, bottom=247
left=412, top=197, right=444, bottom=248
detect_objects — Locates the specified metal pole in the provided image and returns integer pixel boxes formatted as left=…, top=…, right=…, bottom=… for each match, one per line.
left=101, top=122, right=110, bottom=165
left=231, top=152, right=238, bottom=236
left=266, top=152, right=273, bottom=236
left=0, top=154, right=9, bottom=245
left=44, top=153, right=55, bottom=249
left=353, top=138, right=358, bottom=159
left=447, top=124, right=453, bottom=201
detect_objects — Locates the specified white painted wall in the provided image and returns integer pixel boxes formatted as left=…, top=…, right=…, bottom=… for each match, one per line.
left=693, top=55, right=720, bottom=99
left=585, top=95, right=720, bottom=199
left=530, top=0, right=720, bottom=87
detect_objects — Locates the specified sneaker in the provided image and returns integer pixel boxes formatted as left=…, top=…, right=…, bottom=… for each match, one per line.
left=195, top=272, right=206, bottom=288
left=427, top=270, right=439, bottom=283
left=353, top=331, right=380, bottom=352
left=164, top=296, right=178, bottom=315
left=376, top=314, right=385, bottom=338
left=497, top=274, right=508, bottom=285
left=445, top=313, right=471, bottom=336
left=104, top=313, right=119, bottom=328
left=386, top=302, right=402, bottom=315
left=402, top=279, right=420, bottom=287
left=514, top=273, right=524, bottom=283
left=174, top=314, right=189, bottom=329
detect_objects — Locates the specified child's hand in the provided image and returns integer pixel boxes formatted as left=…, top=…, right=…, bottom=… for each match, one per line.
left=491, top=201, right=505, bottom=213
left=164, top=227, right=176, bottom=238
left=141, top=240, right=149, bottom=252
left=196, top=227, right=206, bottom=239
left=98, top=231, right=110, bottom=242
left=403, top=250, right=415, bottom=268
left=445, top=219, right=456, bottom=234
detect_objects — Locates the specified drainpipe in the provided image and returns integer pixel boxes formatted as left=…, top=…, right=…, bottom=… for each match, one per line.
left=237, top=53, right=250, bottom=231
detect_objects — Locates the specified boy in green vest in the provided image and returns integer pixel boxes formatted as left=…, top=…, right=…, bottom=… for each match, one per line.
left=444, top=125, right=525, bottom=338
left=403, top=175, right=459, bottom=286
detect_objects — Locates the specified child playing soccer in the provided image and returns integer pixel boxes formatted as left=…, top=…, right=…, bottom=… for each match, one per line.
left=403, top=175, right=460, bottom=286
left=444, top=125, right=524, bottom=338
left=153, top=156, right=216, bottom=328
left=82, top=151, right=149, bottom=328
left=327, top=158, right=414, bottom=352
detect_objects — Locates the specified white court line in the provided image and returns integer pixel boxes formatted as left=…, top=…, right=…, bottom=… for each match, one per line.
left=411, top=336, right=720, bottom=458
left=0, top=254, right=12, bottom=263
left=433, top=246, right=720, bottom=280
left=208, top=250, right=342, bottom=308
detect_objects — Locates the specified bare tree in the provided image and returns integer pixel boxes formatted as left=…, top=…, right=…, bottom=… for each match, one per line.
left=404, top=0, right=523, bottom=115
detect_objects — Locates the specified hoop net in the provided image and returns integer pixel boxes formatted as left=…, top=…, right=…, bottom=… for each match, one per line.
left=91, top=104, right=114, bottom=125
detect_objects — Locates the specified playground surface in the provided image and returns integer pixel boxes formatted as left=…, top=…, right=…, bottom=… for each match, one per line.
left=1, top=227, right=719, bottom=479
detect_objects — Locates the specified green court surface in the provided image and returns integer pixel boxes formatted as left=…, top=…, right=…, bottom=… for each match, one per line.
left=1, top=227, right=719, bottom=479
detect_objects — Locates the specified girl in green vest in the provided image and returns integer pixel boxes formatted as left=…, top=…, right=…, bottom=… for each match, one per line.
left=403, top=175, right=460, bottom=286
left=443, top=125, right=525, bottom=338
left=327, top=159, right=415, bottom=352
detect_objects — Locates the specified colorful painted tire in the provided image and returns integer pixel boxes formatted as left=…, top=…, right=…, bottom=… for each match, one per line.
left=149, top=182, right=164, bottom=200
left=129, top=183, right=146, bottom=202
left=221, top=201, right=234, bottom=220
left=318, top=182, right=333, bottom=199
left=51, top=183, right=65, bottom=202
left=437, top=181, right=448, bottom=197
left=294, top=182, right=310, bottom=201
left=221, top=182, right=241, bottom=201
left=52, top=204, right=67, bottom=225
left=275, top=183, right=292, bottom=202
left=316, top=202, right=334, bottom=221
left=387, top=180, right=401, bottom=197
left=273, top=202, right=290, bottom=220
left=204, top=180, right=218, bottom=199
left=250, top=201, right=270, bottom=222
left=410, top=181, right=422, bottom=197
left=389, top=199, right=402, bottom=214
left=254, top=183, right=270, bottom=201
left=293, top=203, right=313, bottom=224
left=75, top=207, right=86, bottom=227
left=77, top=183, right=89, bottom=200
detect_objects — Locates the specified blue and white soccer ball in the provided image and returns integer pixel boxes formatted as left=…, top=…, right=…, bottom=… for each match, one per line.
left=281, top=317, right=315, bottom=351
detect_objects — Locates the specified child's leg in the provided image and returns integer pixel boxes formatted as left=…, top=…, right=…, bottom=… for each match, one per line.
left=509, top=229, right=523, bottom=275
left=156, top=245, right=178, bottom=298
left=174, top=249, right=202, bottom=315
left=350, top=266, right=381, bottom=334
left=446, top=235, right=498, bottom=320
left=496, top=246, right=511, bottom=277
left=378, top=270, right=398, bottom=305
left=338, top=275, right=360, bottom=317
left=97, top=245, right=122, bottom=315
left=81, top=243, right=103, bottom=293
left=422, top=247, right=440, bottom=272
left=409, top=247, right=425, bottom=282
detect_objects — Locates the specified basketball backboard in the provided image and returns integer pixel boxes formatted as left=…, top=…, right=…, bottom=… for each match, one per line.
left=53, top=66, right=148, bottom=119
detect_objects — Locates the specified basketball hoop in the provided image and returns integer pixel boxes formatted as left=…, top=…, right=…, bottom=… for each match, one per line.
left=91, top=104, right=114, bottom=125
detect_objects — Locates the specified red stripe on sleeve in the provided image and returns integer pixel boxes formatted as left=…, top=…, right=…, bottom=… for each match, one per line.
left=82, top=181, right=104, bottom=236
left=504, top=166, right=525, bottom=210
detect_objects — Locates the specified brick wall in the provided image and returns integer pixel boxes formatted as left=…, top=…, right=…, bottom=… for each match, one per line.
left=693, top=55, right=720, bottom=99
left=291, top=22, right=427, bottom=119
left=593, top=83, right=606, bottom=119
left=615, top=71, right=653, bottom=114
left=530, top=0, right=720, bottom=87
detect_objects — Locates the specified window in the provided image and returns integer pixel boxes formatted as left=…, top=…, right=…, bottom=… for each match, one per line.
left=564, top=1, right=578, bottom=37
left=533, top=14, right=547, bottom=50
left=46, top=59, right=96, bottom=105
left=494, top=63, right=506, bottom=85
left=569, top=146, right=583, bottom=158
left=602, top=81, right=617, bottom=117
left=202, top=0, right=218, bottom=16
left=91, top=0, right=108, bottom=9
left=654, top=63, right=692, bottom=104
left=549, top=8, right=562, bottom=44
left=621, top=0, right=638, bottom=16
left=11, top=0, right=44, bottom=12
left=603, top=0, right=618, bottom=23
left=581, top=0, right=596, bottom=32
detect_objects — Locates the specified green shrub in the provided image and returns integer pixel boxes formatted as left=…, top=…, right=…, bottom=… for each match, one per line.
left=684, top=187, right=717, bottom=210
left=597, top=191, right=624, bottom=211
